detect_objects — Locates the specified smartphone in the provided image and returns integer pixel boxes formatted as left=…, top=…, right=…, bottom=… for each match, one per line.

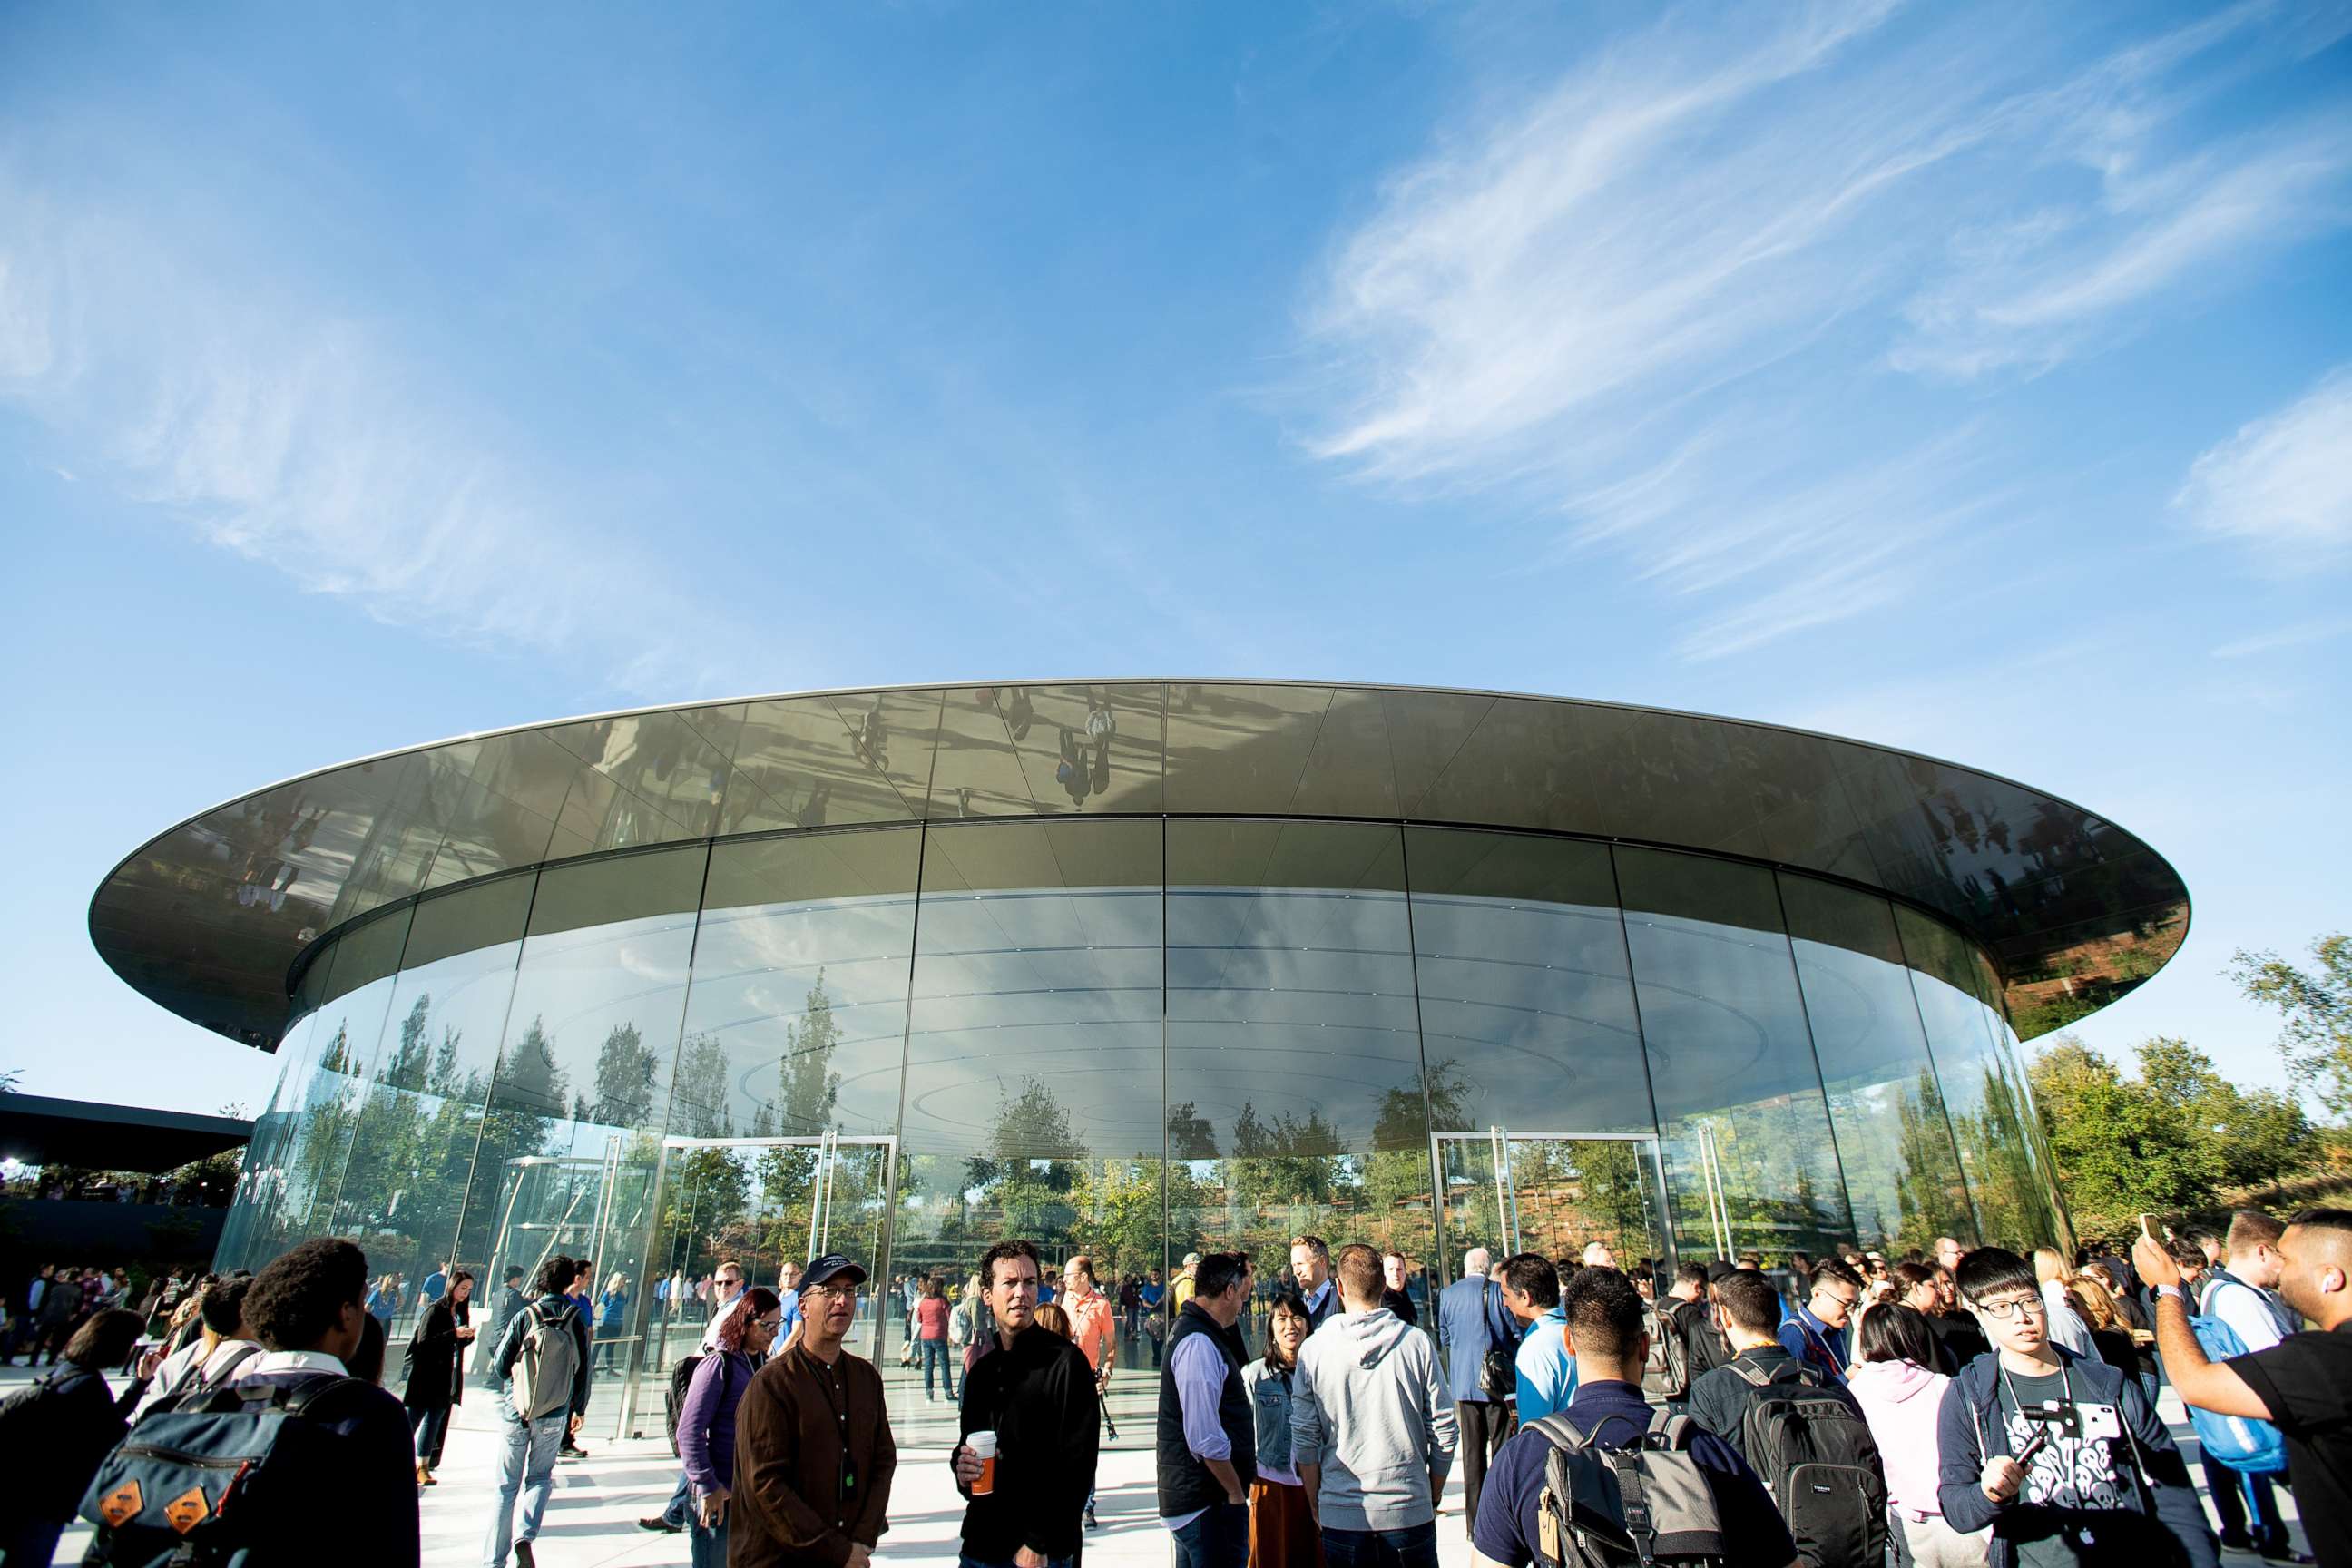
left=2139, top=1213, right=2159, bottom=1243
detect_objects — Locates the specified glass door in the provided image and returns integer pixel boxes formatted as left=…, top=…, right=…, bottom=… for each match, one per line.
left=1434, top=1127, right=1675, bottom=1276
left=619, top=1132, right=895, bottom=1436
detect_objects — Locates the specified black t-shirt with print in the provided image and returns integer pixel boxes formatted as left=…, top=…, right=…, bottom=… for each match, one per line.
left=1994, top=1363, right=2171, bottom=1566
left=2229, top=1323, right=2352, bottom=1568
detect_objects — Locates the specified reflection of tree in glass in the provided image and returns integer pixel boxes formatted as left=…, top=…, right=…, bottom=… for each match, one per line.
left=1167, top=1101, right=1219, bottom=1160
left=669, top=1034, right=734, bottom=1140
left=969, top=1076, right=1087, bottom=1244
left=584, top=1023, right=661, bottom=1128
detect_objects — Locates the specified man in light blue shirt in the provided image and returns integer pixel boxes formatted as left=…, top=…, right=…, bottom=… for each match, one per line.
left=1500, top=1252, right=1575, bottom=1424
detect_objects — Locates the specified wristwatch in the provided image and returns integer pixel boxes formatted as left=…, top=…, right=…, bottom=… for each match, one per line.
left=2156, top=1284, right=2187, bottom=1302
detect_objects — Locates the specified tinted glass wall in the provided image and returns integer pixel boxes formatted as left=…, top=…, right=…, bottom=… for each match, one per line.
left=221, top=818, right=2070, bottom=1442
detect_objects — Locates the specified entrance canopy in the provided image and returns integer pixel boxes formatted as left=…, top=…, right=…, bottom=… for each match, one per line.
left=0, top=1093, right=252, bottom=1172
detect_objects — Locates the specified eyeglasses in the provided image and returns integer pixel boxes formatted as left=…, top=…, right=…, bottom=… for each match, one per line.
left=806, top=1283, right=858, bottom=1300
left=755, top=1315, right=785, bottom=1331
left=1970, top=1294, right=2046, bottom=1320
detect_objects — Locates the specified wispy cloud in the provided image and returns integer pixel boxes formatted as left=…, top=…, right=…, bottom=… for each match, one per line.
left=2175, top=365, right=2352, bottom=573
left=1298, top=1, right=2350, bottom=659
left=2209, top=616, right=2352, bottom=659
left=0, top=162, right=779, bottom=699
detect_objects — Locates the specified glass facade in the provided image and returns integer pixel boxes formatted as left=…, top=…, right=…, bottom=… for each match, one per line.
left=220, top=815, right=2071, bottom=1446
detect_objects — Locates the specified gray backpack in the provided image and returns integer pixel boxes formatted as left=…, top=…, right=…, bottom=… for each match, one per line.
left=511, top=1302, right=580, bottom=1421
left=1527, top=1409, right=1728, bottom=1568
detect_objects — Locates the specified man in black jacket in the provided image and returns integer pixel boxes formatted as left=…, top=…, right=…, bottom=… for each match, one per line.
left=1686, top=1268, right=1861, bottom=1465
left=952, top=1240, right=1099, bottom=1568
left=1157, top=1250, right=1257, bottom=1568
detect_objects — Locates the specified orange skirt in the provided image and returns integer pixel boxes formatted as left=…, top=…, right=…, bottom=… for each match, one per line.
left=1249, top=1477, right=1324, bottom=1568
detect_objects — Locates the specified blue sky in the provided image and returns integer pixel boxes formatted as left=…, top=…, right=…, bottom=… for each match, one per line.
left=3, top=1, right=2347, bottom=1120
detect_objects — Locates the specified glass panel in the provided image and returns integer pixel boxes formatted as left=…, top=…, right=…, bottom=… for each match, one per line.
left=1975, top=949, right=2074, bottom=1256
left=634, top=1136, right=894, bottom=1393
left=1896, top=906, right=2064, bottom=1251
left=543, top=710, right=734, bottom=850
left=1405, top=829, right=1650, bottom=1135
left=1613, top=846, right=1851, bottom=1260
left=258, top=906, right=413, bottom=1267
left=1779, top=875, right=1975, bottom=1250
left=449, top=847, right=708, bottom=1408
left=898, top=817, right=1164, bottom=1448
left=217, top=944, right=343, bottom=1272
left=326, top=876, right=532, bottom=1335
left=717, top=697, right=925, bottom=835
left=1162, top=683, right=1337, bottom=815
left=1504, top=1138, right=1667, bottom=1270
left=678, top=828, right=922, bottom=1142
left=1166, top=819, right=1436, bottom=1298
left=927, top=683, right=1165, bottom=816
left=1434, top=1133, right=1510, bottom=1269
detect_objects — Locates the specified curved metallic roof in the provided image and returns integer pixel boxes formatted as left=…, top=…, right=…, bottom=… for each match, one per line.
left=89, top=680, right=2189, bottom=1048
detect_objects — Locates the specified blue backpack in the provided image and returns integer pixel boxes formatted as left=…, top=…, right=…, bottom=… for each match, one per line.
left=2180, top=1281, right=2288, bottom=1475
left=79, top=1368, right=376, bottom=1565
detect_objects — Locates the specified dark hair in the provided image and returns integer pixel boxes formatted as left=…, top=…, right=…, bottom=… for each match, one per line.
left=1858, top=1302, right=1937, bottom=1367
left=1336, top=1243, right=1382, bottom=1305
left=1704, top=1259, right=1739, bottom=1285
left=1811, top=1257, right=1865, bottom=1293
left=246, top=1239, right=369, bottom=1353
left=718, top=1287, right=782, bottom=1352
left=1674, top=1262, right=1708, bottom=1289
left=503, top=1266, right=524, bottom=1284
left=1262, top=1292, right=1309, bottom=1369
left=1502, top=1252, right=1559, bottom=1311
left=2165, top=1237, right=2207, bottom=1271
left=1289, top=1235, right=1330, bottom=1263
left=980, top=1239, right=1043, bottom=1292
left=1561, top=1266, right=1645, bottom=1361
left=1196, top=1251, right=1250, bottom=1299
left=64, top=1308, right=145, bottom=1370
left=1715, top=1269, right=1783, bottom=1334
left=530, top=1256, right=575, bottom=1298
left=199, top=1276, right=254, bottom=1338
left=348, top=1309, right=387, bottom=1386
left=923, top=1275, right=945, bottom=1299
left=449, top=1269, right=475, bottom=1293
left=1891, top=1260, right=1937, bottom=1292
left=1954, top=1245, right=2036, bottom=1305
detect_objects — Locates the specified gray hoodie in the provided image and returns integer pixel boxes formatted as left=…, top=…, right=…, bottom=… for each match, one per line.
left=1289, top=1305, right=1458, bottom=1531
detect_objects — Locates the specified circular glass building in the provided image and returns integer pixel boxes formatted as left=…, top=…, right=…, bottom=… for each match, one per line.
left=91, top=681, right=2186, bottom=1443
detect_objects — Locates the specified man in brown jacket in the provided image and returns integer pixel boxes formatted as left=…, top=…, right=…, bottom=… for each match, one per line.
left=730, top=1253, right=896, bottom=1568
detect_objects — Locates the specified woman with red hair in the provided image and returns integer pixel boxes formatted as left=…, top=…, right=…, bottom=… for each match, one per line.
left=678, top=1286, right=782, bottom=1568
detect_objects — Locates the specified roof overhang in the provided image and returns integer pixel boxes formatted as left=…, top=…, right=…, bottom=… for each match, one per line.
left=88, top=680, right=2189, bottom=1048
left=0, top=1093, right=253, bottom=1172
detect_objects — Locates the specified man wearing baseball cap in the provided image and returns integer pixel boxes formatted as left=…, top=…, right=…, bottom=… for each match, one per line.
left=731, top=1254, right=897, bottom=1568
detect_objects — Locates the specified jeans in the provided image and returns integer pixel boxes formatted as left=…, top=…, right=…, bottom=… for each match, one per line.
left=960, top=1556, right=1073, bottom=1568
left=1321, top=1520, right=1441, bottom=1568
left=690, top=1505, right=730, bottom=1568
left=483, top=1411, right=568, bottom=1566
left=2201, top=1451, right=2289, bottom=1550
left=661, top=1469, right=694, bottom=1529
left=921, top=1335, right=956, bottom=1399
left=411, top=1403, right=452, bottom=1465
left=1171, top=1500, right=1250, bottom=1568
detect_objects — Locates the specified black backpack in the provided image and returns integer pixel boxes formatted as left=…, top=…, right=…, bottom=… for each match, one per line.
left=79, top=1370, right=377, bottom=1566
left=1729, top=1358, right=1886, bottom=1568
left=1651, top=1302, right=1694, bottom=1399
left=1479, top=1282, right=1520, bottom=1400
left=664, top=1352, right=702, bottom=1455
left=1525, top=1408, right=1728, bottom=1568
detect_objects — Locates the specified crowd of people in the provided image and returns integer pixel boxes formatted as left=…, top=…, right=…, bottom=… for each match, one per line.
left=0, top=1210, right=2344, bottom=1568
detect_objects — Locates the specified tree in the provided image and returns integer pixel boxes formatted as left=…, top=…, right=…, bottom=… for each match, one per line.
left=590, top=1023, right=662, bottom=1128
left=2025, top=1034, right=2315, bottom=1240
left=2233, top=935, right=2352, bottom=1117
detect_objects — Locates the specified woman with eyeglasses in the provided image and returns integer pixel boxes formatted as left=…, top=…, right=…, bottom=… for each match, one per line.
left=679, top=1286, right=783, bottom=1568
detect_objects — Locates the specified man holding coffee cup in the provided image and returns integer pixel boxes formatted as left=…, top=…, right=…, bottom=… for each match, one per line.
left=953, top=1239, right=1101, bottom=1568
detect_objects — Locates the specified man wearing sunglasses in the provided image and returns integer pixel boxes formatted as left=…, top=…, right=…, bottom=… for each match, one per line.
left=732, top=1255, right=897, bottom=1568
left=1934, top=1247, right=2214, bottom=1568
